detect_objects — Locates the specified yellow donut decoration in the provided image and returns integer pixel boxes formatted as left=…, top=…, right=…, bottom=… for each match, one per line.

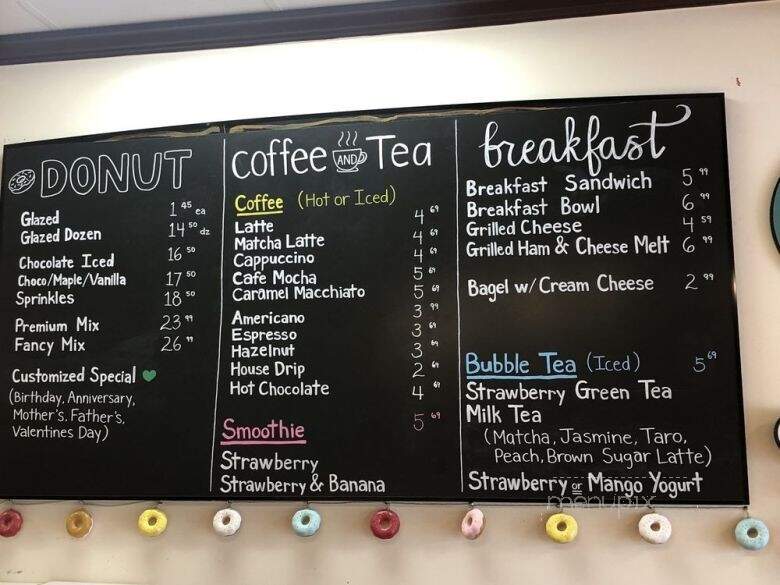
left=138, top=508, right=168, bottom=537
left=546, top=513, right=578, bottom=543
left=66, top=509, right=93, bottom=538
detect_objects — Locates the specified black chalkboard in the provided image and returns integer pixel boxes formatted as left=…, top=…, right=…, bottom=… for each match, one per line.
left=0, top=94, right=748, bottom=505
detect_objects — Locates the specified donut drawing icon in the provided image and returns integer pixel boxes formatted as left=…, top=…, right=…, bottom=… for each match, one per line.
left=8, top=169, right=35, bottom=194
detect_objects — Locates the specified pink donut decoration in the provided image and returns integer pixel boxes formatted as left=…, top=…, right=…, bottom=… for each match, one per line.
left=370, top=509, right=400, bottom=539
left=0, top=509, right=23, bottom=538
left=461, top=508, right=485, bottom=540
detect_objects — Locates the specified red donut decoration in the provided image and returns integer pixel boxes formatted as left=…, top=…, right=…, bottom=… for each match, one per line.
left=0, top=509, right=23, bottom=537
left=370, top=509, right=400, bottom=539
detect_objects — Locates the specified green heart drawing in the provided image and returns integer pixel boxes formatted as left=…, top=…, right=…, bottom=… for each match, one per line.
left=142, top=369, right=157, bottom=382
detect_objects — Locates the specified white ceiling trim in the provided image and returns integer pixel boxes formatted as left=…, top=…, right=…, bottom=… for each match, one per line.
left=15, top=0, right=59, bottom=30
left=0, top=0, right=381, bottom=35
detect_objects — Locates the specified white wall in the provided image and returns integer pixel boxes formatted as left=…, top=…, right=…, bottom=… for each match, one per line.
left=1, top=2, right=780, bottom=583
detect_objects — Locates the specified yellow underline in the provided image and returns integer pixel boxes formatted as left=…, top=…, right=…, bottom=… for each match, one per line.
left=236, top=210, right=284, bottom=217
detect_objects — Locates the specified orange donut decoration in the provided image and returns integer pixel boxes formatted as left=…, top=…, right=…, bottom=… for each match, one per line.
left=66, top=509, right=93, bottom=538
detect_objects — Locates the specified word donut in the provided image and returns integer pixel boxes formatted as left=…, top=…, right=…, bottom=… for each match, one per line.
left=66, top=509, right=93, bottom=538
left=637, top=513, right=671, bottom=544
left=138, top=508, right=168, bottom=537
left=461, top=508, right=485, bottom=540
left=0, top=509, right=23, bottom=538
left=213, top=508, right=242, bottom=537
left=546, top=513, right=578, bottom=543
left=735, top=517, right=769, bottom=551
left=291, top=508, right=321, bottom=537
left=370, top=509, right=400, bottom=540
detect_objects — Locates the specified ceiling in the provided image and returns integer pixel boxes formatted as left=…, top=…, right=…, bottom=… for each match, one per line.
left=0, top=0, right=381, bottom=35
left=0, top=0, right=764, bottom=66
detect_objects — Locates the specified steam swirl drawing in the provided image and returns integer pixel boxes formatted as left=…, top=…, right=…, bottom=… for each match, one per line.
left=333, top=130, right=367, bottom=173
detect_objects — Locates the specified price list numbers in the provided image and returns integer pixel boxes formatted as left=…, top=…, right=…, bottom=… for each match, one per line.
left=409, top=204, right=444, bottom=434
left=680, top=166, right=726, bottom=380
left=161, top=199, right=212, bottom=353
left=681, top=167, right=717, bottom=293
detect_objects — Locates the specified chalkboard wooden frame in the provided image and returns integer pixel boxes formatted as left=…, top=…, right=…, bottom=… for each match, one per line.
left=0, top=93, right=749, bottom=505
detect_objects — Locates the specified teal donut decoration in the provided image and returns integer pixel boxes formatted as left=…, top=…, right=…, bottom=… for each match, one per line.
left=770, top=178, right=780, bottom=252
left=291, top=508, right=321, bottom=537
left=735, top=517, right=770, bottom=550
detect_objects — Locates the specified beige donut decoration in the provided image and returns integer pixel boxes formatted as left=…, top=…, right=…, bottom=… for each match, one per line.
left=66, top=509, right=94, bottom=538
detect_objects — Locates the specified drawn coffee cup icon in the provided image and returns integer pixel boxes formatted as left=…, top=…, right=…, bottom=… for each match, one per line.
left=332, top=148, right=368, bottom=173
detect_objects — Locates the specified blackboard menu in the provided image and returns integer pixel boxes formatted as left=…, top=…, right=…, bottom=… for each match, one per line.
left=0, top=94, right=748, bottom=505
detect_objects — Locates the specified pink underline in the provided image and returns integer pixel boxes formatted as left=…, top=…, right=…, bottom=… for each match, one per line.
left=220, top=440, right=307, bottom=446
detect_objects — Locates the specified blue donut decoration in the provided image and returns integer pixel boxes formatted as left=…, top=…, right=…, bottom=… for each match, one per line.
left=735, top=518, right=769, bottom=550
left=291, top=508, right=321, bottom=537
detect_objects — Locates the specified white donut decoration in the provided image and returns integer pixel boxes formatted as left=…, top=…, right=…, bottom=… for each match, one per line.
left=213, top=508, right=242, bottom=537
left=638, top=512, right=672, bottom=544
left=461, top=508, right=485, bottom=540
